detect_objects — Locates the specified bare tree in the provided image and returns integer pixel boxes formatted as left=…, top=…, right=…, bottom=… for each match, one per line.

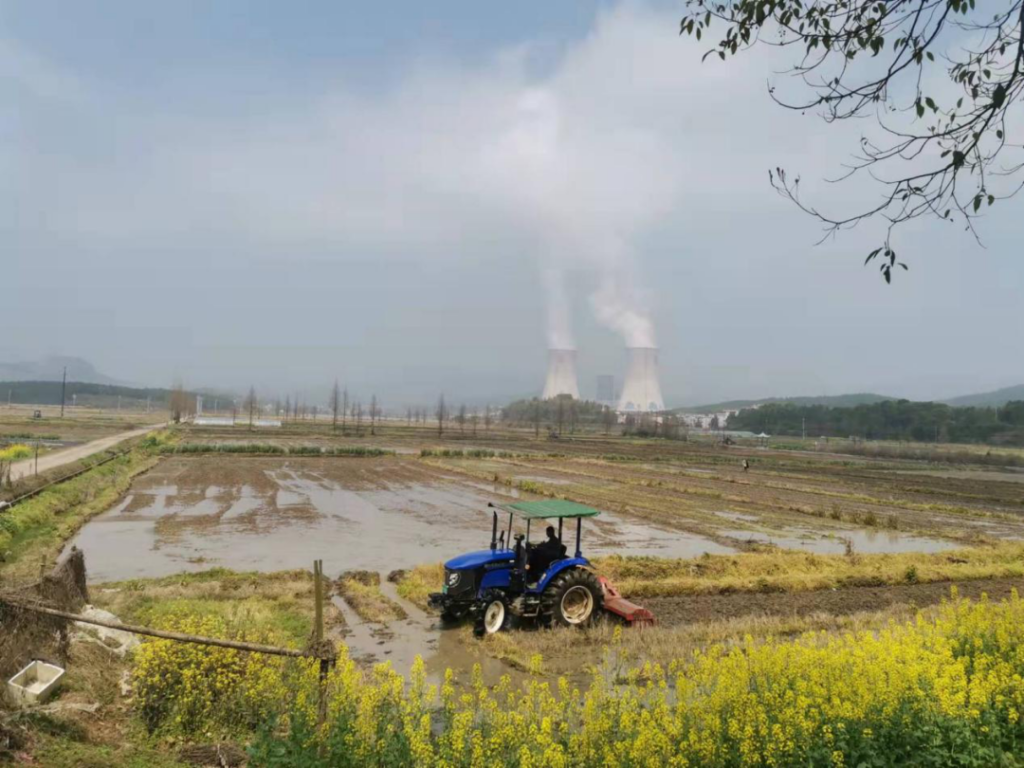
left=406, top=406, right=413, bottom=426
left=555, top=396, right=566, bottom=436
left=437, top=394, right=446, bottom=437
left=370, top=395, right=378, bottom=436
left=457, top=404, right=467, bottom=434
left=330, top=380, right=340, bottom=432
left=342, top=387, right=349, bottom=435
left=471, top=409, right=479, bottom=436
left=603, top=405, right=616, bottom=436
left=484, top=404, right=492, bottom=432
left=169, top=380, right=188, bottom=424
left=533, top=399, right=541, bottom=438
left=284, top=395, right=291, bottom=422
left=245, top=386, right=257, bottom=431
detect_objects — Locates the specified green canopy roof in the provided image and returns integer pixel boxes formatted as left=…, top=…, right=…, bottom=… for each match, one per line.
left=498, top=500, right=601, bottom=519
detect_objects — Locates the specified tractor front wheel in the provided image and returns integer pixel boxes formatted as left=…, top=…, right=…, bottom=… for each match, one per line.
left=440, top=605, right=468, bottom=624
left=541, top=569, right=603, bottom=628
left=474, top=589, right=512, bottom=637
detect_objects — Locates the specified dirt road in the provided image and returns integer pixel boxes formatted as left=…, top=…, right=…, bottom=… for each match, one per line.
left=9, top=422, right=165, bottom=483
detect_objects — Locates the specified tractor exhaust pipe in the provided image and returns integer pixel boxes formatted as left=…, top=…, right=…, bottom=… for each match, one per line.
left=488, top=503, right=498, bottom=550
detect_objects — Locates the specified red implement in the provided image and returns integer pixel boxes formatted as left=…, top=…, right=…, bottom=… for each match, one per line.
left=599, top=576, right=656, bottom=626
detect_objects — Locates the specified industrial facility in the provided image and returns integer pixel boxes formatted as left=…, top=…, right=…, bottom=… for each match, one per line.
left=541, top=349, right=581, bottom=400
left=541, top=346, right=665, bottom=413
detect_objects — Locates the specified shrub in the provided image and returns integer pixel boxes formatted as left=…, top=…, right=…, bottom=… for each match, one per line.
left=0, top=444, right=32, bottom=461
left=120, top=592, right=1024, bottom=765
left=239, top=593, right=1024, bottom=766
left=323, top=446, right=394, bottom=457
left=132, top=615, right=289, bottom=735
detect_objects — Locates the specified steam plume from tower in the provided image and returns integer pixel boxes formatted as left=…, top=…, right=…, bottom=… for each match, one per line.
left=617, top=347, right=664, bottom=412
left=541, top=349, right=580, bottom=400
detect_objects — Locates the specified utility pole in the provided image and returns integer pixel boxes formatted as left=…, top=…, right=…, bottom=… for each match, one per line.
left=60, top=366, right=67, bottom=418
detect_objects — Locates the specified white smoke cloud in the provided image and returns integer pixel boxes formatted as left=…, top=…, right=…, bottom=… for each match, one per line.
left=476, top=49, right=672, bottom=350
left=588, top=244, right=656, bottom=348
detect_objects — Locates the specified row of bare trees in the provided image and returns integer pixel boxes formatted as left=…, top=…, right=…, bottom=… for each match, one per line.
left=173, top=377, right=689, bottom=444
left=429, top=395, right=497, bottom=437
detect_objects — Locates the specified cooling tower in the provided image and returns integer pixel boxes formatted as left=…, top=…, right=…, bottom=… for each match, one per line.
left=618, top=347, right=664, bottom=412
left=541, top=349, right=580, bottom=400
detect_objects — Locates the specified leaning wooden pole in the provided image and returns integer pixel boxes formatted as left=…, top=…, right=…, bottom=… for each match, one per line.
left=0, top=598, right=307, bottom=658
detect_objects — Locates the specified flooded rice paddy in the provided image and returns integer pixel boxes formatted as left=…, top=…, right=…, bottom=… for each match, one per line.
left=67, top=457, right=734, bottom=583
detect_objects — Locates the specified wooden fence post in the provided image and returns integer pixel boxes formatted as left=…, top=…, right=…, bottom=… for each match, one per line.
left=314, top=559, right=330, bottom=739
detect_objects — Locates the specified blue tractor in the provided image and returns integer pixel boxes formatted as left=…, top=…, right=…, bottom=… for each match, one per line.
left=429, top=499, right=607, bottom=636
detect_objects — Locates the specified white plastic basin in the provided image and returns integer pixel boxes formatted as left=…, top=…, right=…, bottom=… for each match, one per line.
left=7, top=660, right=65, bottom=706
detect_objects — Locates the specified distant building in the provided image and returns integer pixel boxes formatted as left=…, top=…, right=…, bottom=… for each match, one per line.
left=681, top=409, right=741, bottom=430
left=596, top=375, right=615, bottom=405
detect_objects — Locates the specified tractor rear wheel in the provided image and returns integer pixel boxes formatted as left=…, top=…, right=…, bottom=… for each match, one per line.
left=541, top=569, right=603, bottom=628
left=474, top=589, right=512, bottom=637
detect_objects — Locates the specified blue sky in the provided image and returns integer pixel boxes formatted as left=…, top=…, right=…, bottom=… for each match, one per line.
left=3, top=1, right=1021, bottom=407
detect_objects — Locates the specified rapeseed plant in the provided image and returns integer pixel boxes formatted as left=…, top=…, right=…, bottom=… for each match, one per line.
left=136, top=592, right=1024, bottom=766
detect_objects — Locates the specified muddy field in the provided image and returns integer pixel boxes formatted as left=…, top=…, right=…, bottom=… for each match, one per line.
left=67, top=455, right=730, bottom=583
left=66, top=431, right=1024, bottom=676
left=645, top=576, right=1024, bottom=626
left=0, top=405, right=166, bottom=443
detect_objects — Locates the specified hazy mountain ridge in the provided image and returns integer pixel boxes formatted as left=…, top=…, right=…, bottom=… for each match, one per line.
left=0, top=356, right=123, bottom=386
left=683, top=386, right=1024, bottom=414
left=676, top=393, right=897, bottom=413
left=942, top=384, right=1024, bottom=408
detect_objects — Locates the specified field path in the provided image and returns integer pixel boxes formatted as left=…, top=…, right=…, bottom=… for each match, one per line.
left=9, top=422, right=166, bottom=482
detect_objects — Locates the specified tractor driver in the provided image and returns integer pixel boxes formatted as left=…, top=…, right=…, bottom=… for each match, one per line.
left=541, top=526, right=565, bottom=559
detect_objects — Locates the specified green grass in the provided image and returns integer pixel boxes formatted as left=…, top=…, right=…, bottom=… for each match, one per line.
left=28, top=729, right=185, bottom=768
left=395, top=563, right=444, bottom=610
left=0, top=448, right=159, bottom=578
left=94, top=569, right=319, bottom=647
left=336, top=573, right=406, bottom=623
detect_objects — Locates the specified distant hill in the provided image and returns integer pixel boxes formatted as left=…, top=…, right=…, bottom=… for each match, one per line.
left=0, top=356, right=122, bottom=386
left=943, top=384, right=1024, bottom=408
left=0, top=380, right=176, bottom=409
left=676, top=393, right=896, bottom=414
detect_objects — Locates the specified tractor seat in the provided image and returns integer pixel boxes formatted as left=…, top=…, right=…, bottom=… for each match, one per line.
left=527, top=543, right=567, bottom=576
